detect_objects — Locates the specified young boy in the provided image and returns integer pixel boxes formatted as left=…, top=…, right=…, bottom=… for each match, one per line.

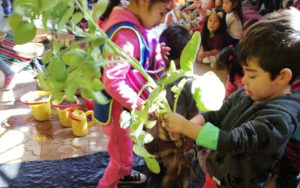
left=164, top=8, right=300, bottom=188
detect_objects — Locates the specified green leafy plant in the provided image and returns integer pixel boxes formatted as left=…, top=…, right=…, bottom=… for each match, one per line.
left=10, top=0, right=156, bottom=103
left=10, top=0, right=224, bottom=174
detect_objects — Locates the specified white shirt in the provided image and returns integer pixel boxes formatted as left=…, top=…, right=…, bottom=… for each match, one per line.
left=226, top=12, right=242, bottom=40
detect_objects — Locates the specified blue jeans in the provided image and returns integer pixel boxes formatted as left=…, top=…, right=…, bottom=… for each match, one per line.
left=1, top=0, right=12, bottom=9
left=0, top=58, right=13, bottom=76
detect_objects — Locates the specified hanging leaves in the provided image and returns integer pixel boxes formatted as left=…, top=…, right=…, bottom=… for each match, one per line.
left=180, top=31, right=201, bottom=72
left=14, top=21, right=36, bottom=44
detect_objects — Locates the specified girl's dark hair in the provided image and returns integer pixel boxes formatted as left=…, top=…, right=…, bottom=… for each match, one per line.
left=201, top=8, right=227, bottom=51
left=238, top=8, right=300, bottom=83
left=100, top=0, right=172, bottom=21
left=159, top=25, right=191, bottom=60
left=100, top=0, right=121, bottom=21
left=229, top=0, right=243, bottom=24
left=217, top=46, right=243, bottom=84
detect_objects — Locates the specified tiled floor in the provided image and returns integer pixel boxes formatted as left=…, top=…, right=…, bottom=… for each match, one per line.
left=0, top=62, right=225, bottom=165
left=0, top=75, right=109, bottom=164
left=0, top=13, right=226, bottom=165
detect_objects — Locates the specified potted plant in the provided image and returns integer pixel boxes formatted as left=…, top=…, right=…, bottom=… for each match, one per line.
left=9, top=0, right=224, bottom=175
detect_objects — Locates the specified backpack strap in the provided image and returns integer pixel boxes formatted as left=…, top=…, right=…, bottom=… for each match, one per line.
left=94, top=22, right=149, bottom=125
left=106, top=22, right=150, bottom=67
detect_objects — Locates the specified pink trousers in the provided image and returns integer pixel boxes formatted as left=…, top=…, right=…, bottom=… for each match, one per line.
left=97, top=101, right=134, bottom=188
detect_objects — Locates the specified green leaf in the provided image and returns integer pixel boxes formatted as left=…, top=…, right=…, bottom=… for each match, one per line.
left=37, top=73, right=49, bottom=91
left=62, top=48, right=87, bottom=66
left=92, top=0, right=108, bottom=21
left=52, top=39, right=62, bottom=55
left=8, top=13, right=23, bottom=31
left=14, top=0, right=39, bottom=17
left=47, top=76, right=65, bottom=91
left=42, top=50, right=52, bottom=64
left=180, top=31, right=201, bottom=72
left=49, top=56, right=68, bottom=82
left=41, top=11, right=49, bottom=32
left=158, top=70, right=188, bottom=85
left=80, top=87, right=93, bottom=99
left=41, top=0, right=59, bottom=11
left=57, top=6, right=74, bottom=32
left=65, top=79, right=79, bottom=101
left=89, top=78, right=104, bottom=91
left=48, top=1, right=68, bottom=20
left=120, top=110, right=131, bottom=129
left=144, top=120, right=157, bottom=129
left=137, top=130, right=153, bottom=145
left=81, top=56, right=98, bottom=78
left=71, top=12, right=83, bottom=24
left=133, top=144, right=154, bottom=158
left=145, top=157, right=160, bottom=174
left=88, top=21, right=96, bottom=35
left=51, top=89, right=64, bottom=101
left=168, top=60, right=176, bottom=71
left=14, top=21, right=36, bottom=44
left=90, top=91, right=110, bottom=105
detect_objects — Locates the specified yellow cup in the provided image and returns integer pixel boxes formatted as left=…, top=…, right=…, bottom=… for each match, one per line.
left=70, top=110, right=95, bottom=137
left=21, top=91, right=51, bottom=121
left=52, top=96, right=79, bottom=127
left=30, top=100, right=51, bottom=121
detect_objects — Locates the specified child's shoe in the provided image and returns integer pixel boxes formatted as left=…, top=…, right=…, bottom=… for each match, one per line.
left=3, top=8, right=13, bottom=16
left=3, top=73, right=15, bottom=90
left=118, top=172, right=147, bottom=184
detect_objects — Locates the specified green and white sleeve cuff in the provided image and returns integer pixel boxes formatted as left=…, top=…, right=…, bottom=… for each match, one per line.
left=196, top=122, right=220, bottom=150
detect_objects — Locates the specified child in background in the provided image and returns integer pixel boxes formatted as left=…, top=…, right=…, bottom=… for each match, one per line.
left=93, top=0, right=174, bottom=187
left=0, top=58, right=15, bottom=90
left=145, top=25, right=199, bottom=187
left=159, top=25, right=198, bottom=123
left=1, top=0, right=13, bottom=16
left=216, top=46, right=243, bottom=98
left=223, top=0, right=243, bottom=46
left=164, top=8, right=300, bottom=188
left=215, top=0, right=223, bottom=8
left=175, top=0, right=206, bottom=31
left=197, top=8, right=228, bottom=66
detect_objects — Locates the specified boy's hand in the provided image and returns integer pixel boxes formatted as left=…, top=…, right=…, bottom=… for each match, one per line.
left=163, top=113, right=187, bottom=133
left=160, top=42, right=170, bottom=61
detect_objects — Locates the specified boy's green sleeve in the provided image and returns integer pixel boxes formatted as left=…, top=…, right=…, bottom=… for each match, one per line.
left=196, top=122, right=220, bottom=150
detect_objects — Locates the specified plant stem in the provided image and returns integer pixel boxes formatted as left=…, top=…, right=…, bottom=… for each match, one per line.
left=173, top=81, right=188, bottom=113
left=75, top=1, right=157, bottom=88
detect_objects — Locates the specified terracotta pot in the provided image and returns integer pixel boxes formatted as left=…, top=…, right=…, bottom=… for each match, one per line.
left=32, top=28, right=48, bottom=43
left=55, top=33, right=75, bottom=44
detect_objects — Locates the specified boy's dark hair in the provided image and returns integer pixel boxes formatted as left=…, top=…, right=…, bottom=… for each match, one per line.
left=217, top=46, right=243, bottom=84
left=159, top=25, right=191, bottom=60
left=201, top=8, right=228, bottom=51
left=238, top=8, right=300, bottom=84
left=242, top=18, right=259, bottom=31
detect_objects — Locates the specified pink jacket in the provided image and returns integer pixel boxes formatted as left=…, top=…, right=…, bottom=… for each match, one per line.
left=225, top=74, right=243, bottom=98
left=101, top=8, right=165, bottom=110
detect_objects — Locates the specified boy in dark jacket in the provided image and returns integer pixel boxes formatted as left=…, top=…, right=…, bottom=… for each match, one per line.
left=164, top=8, right=300, bottom=188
